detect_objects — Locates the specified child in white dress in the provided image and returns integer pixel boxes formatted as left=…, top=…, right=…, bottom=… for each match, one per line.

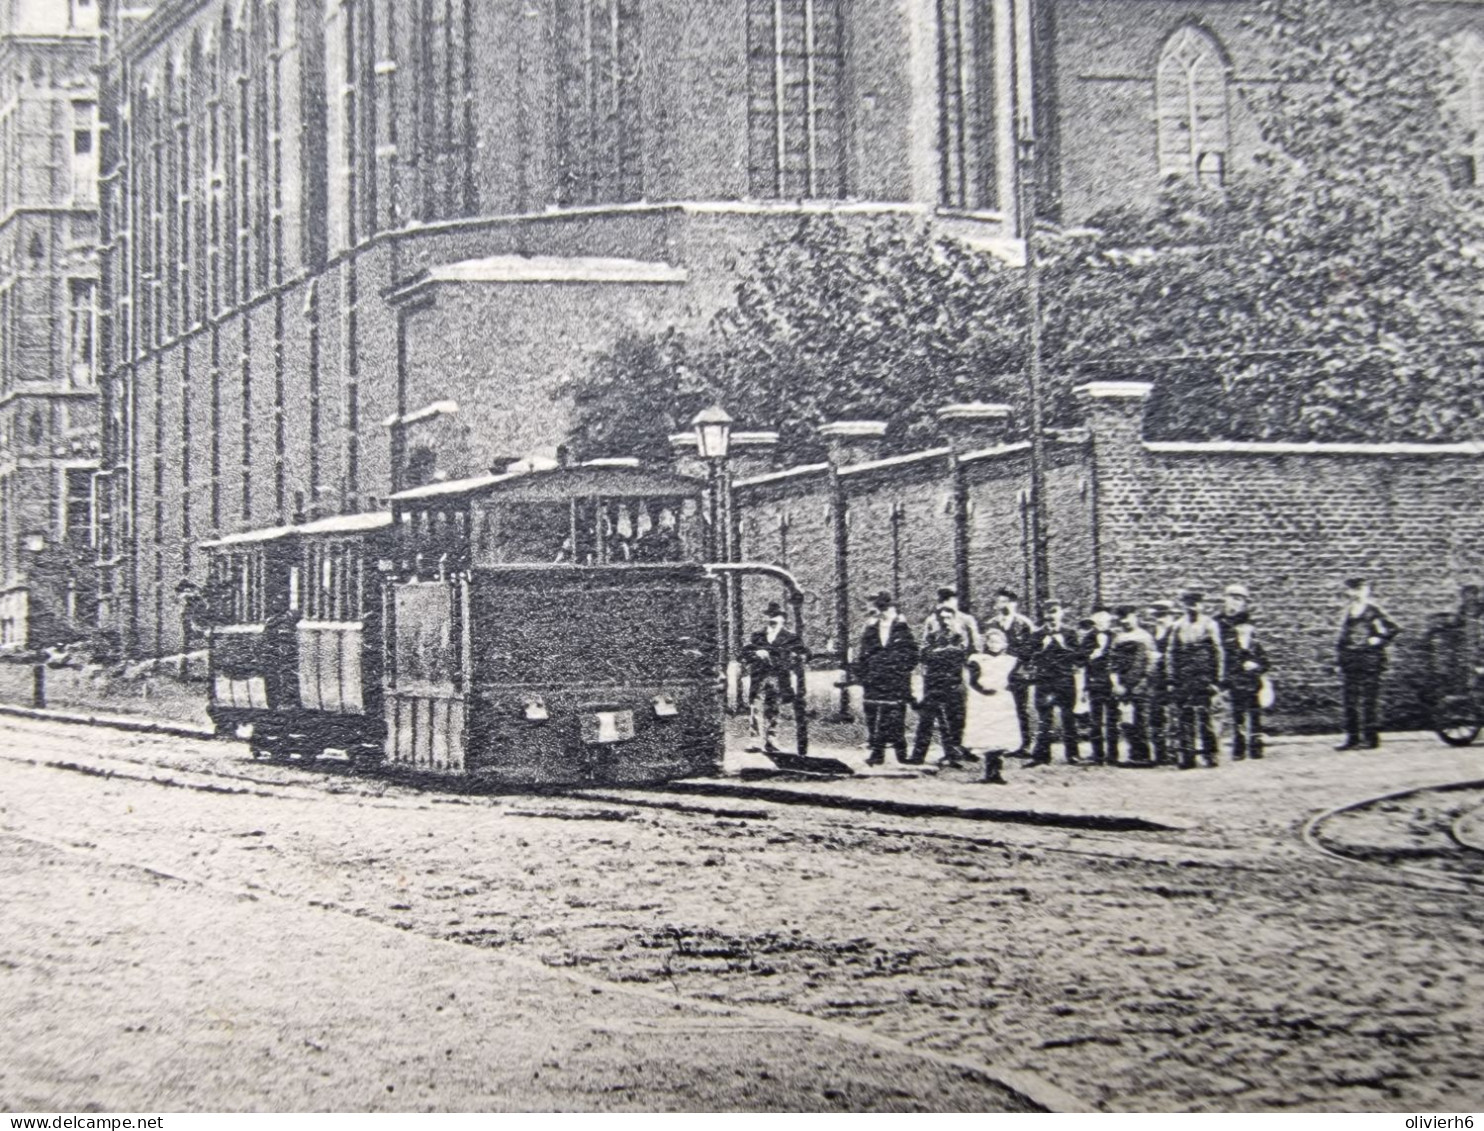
left=964, top=627, right=1023, bottom=785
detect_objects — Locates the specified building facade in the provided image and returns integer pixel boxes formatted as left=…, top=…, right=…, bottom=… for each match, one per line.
left=65, top=0, right=1484, bottom=657
left=0, top=0, right=102, bottom=649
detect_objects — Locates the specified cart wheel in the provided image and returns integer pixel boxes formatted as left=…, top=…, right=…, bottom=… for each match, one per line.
left=1436, top=723, right=1482, bottom=747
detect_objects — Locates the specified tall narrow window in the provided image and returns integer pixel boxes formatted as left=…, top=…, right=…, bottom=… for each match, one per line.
left=555, top=0, right=643, bottom=207
left=1155, top=25, right=1229, bottom=184
left=937, top=0, right=996, bottom=210
left=1447, top=31, right=1484, bottom=188
left=412, top=0, right=476, bottom=221
left=68, top=279, right=97, bottom=387
left=373, top=0, right=401, bottom=230
left=71, top=100, right=97, bottom=206
left=747, top=0, right=845, bottom=199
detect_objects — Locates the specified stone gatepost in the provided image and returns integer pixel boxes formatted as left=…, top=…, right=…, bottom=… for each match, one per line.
left=1074, top=381, right=1153, bottom=605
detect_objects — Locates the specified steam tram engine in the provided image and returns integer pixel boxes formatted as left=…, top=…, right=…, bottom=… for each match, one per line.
left=202, top=463, right=726, bottom=784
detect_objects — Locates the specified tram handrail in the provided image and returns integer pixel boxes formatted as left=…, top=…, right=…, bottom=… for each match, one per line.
left=703, top=562, right=810, bottom=758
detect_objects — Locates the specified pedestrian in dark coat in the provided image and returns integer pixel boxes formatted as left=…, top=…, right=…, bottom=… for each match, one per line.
left=1223, top=611, right=1269, bottom=760
left=746, top=601, right=807, bottom=754
left=910, top=605, right=970, bottom=766
left=1168, top=589, right=1226, bottom=769
left=856, top=590, right=919, bottom=765
left=985, top=587, right=1037, bottom=755
left=1082, top=606, right=1119, bottom=764
left=1335, top=578, right=1400, bottom=750
left=1030, top=600, right=1081, bottom=765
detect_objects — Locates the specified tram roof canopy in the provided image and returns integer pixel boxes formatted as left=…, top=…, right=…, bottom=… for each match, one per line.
left=390, top=464, right=705, bottom=506
left=200, top=511, right=392, bottom=551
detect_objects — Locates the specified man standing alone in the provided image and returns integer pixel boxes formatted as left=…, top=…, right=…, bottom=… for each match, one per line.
left=1336, top=577, right=1399, bottom=750
left=857, top=591, right=919, bottom=766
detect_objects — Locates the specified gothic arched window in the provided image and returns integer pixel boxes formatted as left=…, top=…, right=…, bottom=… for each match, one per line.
left=1155, top=25, right=1229, bottom=185
left=1446, top=31, right=1484, bottom=187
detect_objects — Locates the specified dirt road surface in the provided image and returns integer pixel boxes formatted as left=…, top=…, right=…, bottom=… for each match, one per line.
left=1, top=715, right=1481, bottom=1113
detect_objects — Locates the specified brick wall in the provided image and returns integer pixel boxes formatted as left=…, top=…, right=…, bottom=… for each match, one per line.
left=732, top=389, right=1484, bottom=734
left=1081, top=383, right=1484, bottom=730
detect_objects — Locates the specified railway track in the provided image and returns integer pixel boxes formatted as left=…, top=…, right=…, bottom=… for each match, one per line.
left=1303, top=779, right=1484, bottom=890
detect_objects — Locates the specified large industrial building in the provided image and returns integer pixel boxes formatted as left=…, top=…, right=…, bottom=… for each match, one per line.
left=0, top=1, right=1477, bottom=654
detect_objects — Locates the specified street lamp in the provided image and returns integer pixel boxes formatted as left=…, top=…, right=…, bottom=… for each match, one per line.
left=691, top=405, right=737, bottom=708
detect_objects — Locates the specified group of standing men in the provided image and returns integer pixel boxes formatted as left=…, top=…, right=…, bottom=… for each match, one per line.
left=744, top=576, right=1402, bottom=774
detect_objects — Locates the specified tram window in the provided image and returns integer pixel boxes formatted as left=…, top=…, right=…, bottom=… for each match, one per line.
left=488, top=502, right=570, bottom=563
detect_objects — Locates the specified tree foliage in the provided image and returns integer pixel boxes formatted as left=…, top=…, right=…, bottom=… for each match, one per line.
left=560, top=0, right=1484, bottom=462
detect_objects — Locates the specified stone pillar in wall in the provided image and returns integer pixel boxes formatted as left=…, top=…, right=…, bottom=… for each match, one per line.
left=1074, top=381, right=1153, bottom=605
left=818, top=421, right=887, bottom=718
left=937, top=403, right=1015, bottom=609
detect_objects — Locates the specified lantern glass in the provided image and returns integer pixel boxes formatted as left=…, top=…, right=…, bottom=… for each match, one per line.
left=690, top=405, right=734, bottom=461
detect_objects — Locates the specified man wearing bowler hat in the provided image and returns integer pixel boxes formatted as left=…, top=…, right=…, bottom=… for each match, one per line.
left=1336, top=577, right=1399, bottom=750
left=746, top=601, right=807, bottom=754
left=856, top=590, right=919, bottom=765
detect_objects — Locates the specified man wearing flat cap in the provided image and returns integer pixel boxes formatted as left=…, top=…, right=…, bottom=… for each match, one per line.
left=1030, top=599, right=1082, bottom=765
left=922, top=585, right=982, bottom=652
left=1168, top=588, right=1226, bottom=768
left=1336, top=577, right=1399, bottom=750
left=1110, top=604, right=1157, bottom=762
left=856, top=590, right=919, bottom=765
left=987, top=587, right=1037, bottom=753
left=1146, top=600, right=1179, bottom=763
left=747, top=601, right=807, bottom=754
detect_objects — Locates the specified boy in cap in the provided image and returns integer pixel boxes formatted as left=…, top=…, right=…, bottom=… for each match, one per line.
left=1336, top=577, right=1399, bottom=750
left=987, top=587, right=1038, bottom=753
left=1168, top=588, right=1226, bottom=768
left=1224, top=611, right=1269, bottom=760
left=856, top=590, right=919, bottom=765
left=746, top=601, right=807, bottom=754
left=1031, top=599, right=1082, bottom=765
left=1082, top=606, right=1119, bottom=764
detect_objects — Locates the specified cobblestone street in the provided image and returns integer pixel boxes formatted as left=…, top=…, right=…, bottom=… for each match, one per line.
left=1, top=715, right=1482, bottom=1112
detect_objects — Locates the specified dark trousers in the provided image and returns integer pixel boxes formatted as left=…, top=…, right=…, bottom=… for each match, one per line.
left=1009, top=680, right=1032, bottom=753
left=1121, top=697, right=1152, bottom=762
left=912, top=690, right=966, bottom=764
left=1341, top=661, right=1383, bottom=746
left=1177, top=695, right=1219, bottom=767
left=1033, top=682, right=1079, bottom=762
left=1088, top=692, right=1119, bottom=763
left=864, top=699, right=909, bottom=762
left=1149, top=689, right=1172, bottom=762
left=1231, top=690, right=1263, bottom=758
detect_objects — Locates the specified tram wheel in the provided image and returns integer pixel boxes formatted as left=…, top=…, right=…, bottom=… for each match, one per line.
left=1436, top=723, right=1482, bottom=748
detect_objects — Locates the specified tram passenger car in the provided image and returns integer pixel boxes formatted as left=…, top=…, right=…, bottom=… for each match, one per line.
left=384, top=463, right=723, bottom=784
left=203, top=511, right=392, bottom=760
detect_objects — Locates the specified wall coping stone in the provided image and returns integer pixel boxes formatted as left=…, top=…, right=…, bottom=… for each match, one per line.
left=839, top=445, right=952, bottom=478
left=734, top=462, right=831, bottom=489
left=1075, top=381, right=1154, bottom=400
left=818, top=421, right=889, bottom=439
left=937, top=402, right=1013, bottom=421
left=1144, top=439, right=1484, bottom=457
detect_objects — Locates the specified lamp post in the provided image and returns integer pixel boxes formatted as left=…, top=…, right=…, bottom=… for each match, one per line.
left=1017, top=128, right=1052, bottom=613
left=691, top=405, right=736, bottom=708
